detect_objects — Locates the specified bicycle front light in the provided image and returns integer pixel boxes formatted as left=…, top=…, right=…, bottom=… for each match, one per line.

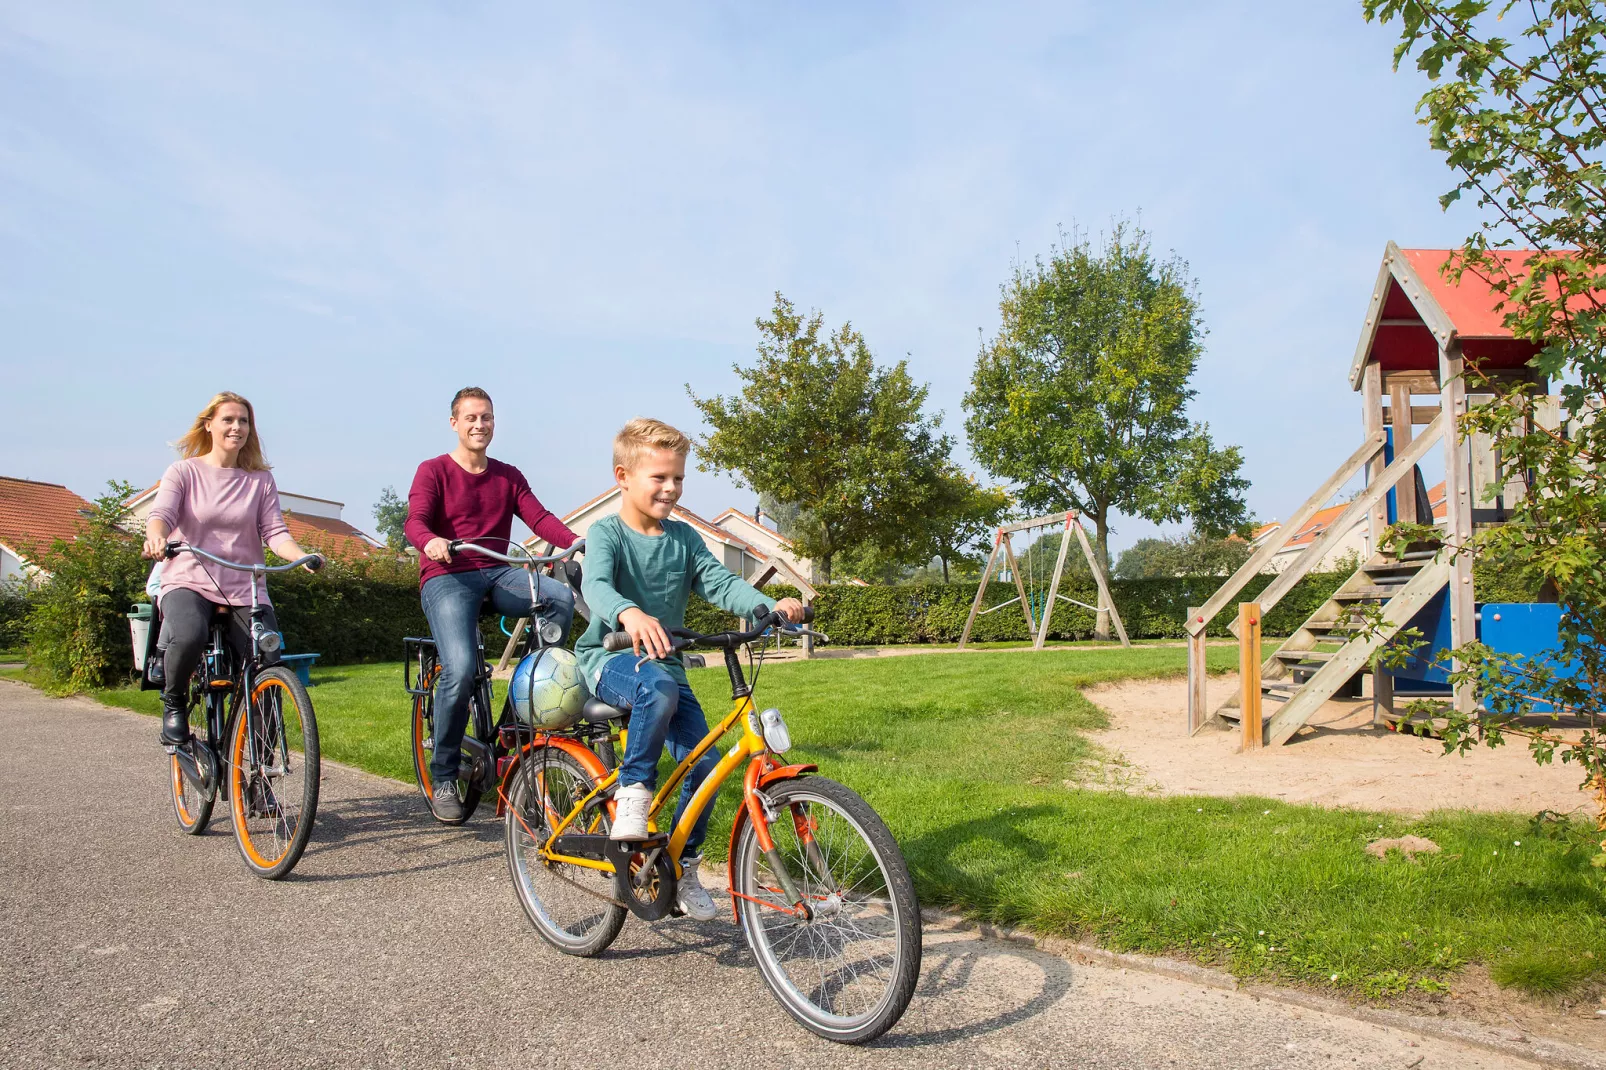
left=255, top=628, right=282, bottom=657
left=758, top=707, right=792, bottom=755
left=537, top=618, right=563, bottom=645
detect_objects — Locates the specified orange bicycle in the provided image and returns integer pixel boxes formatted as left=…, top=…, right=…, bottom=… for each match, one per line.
left=500, top=607, right=921, bottom=1044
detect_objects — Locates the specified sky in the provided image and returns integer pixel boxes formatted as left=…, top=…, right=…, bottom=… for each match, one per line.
left=0, top=1, right=1483, bottom=554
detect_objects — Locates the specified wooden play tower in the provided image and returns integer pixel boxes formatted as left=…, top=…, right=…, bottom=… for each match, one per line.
left=1187, top=243, right=1555, bottom=746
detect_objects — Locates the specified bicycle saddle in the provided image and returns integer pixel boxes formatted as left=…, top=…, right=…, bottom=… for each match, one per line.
left=579, top=697, right=628, bottom=723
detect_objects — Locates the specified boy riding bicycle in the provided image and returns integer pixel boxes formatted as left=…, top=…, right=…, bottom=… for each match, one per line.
left=406, top=386, right=580, bottom=824
left=575, top=418, right=804, bottom=921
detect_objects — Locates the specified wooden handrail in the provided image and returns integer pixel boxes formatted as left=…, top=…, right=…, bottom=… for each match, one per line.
left=1236, top=414, right=1445, bottom=633
left=1184, top=433, right=1386, bottom=637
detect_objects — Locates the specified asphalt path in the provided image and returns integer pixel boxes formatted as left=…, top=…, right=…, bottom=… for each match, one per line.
left=0, top=681, right=1543, bottom=1070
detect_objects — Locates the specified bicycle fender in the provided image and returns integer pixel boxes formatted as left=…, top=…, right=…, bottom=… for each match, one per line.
left=727, top=760, right=818, bottom=921
left=494, top=734, right=611, bottom=817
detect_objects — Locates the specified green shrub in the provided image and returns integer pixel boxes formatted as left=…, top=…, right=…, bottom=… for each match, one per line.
left=0, top=579, right=30, bottom=653
left=25, top=482, right=148, bottom=693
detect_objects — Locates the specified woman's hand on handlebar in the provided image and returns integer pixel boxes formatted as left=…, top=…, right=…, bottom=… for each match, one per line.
left=772, top=597, right=807, bottom=624
left=618, top=607, right=674, bottom=660
left=423, top=537, right=454, bottom=564
left=141, top=519, right=171, bottom=560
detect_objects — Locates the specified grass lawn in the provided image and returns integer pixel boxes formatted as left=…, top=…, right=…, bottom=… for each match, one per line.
left=64, top=644, right=1606, bottom=998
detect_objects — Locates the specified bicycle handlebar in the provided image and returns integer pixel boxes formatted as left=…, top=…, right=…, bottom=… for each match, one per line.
left=448, top=538, right=585, bottom=567
left=166, top=541, right=324, bottom=574
left=601, top=604, right=819, bottom=654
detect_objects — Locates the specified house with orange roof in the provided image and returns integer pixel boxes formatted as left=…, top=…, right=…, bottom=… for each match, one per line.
left=1250, top=482, right=1448, bottom=574
left=123, top=483, right=383, bottom=562
left=528, top=489, right=818, bottom=596
left=0, top=476, right=94, bottom=582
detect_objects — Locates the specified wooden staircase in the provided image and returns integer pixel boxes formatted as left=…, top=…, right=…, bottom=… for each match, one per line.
left=1214, top=550, right=1450, bottom=745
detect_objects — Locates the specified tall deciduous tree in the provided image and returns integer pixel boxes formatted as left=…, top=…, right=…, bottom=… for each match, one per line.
left=1365, top=0, right=1606, bottom=850
left=1113, top=529, right=1253, bottom=580
left=372, top=485, right=409, bottom=552
left=964, top=221, right=1249, bottom=636
left=690, top=294, right=953, bottom=583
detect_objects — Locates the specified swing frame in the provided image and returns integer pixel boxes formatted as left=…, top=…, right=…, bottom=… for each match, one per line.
left=958, top=510, right=1131, bottom=650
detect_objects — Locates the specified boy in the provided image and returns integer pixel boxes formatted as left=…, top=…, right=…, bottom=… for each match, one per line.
left=576, top=418, right=804, bottom=921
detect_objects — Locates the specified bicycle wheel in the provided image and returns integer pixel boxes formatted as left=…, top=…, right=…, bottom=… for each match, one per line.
left=732, top=776, right=922, bottom=1044
left=410, top=667, right=483, bottom=820
left=228, top=667, right=320, bottom=879
left=504, top=745, right=626, bottom=956
left=170, top=676, right=215, bottom=834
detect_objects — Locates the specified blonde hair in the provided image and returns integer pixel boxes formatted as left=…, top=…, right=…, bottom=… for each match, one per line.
left=175, top=392, right=270, bottom=471
left=613, top=417, right=691, bottom=472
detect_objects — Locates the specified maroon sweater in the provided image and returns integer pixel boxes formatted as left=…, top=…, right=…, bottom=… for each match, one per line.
left=405, top=455, right=577, bottom=587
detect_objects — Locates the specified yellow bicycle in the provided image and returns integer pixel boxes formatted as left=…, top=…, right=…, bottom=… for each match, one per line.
left=499, top=607, right=921, bottom=1044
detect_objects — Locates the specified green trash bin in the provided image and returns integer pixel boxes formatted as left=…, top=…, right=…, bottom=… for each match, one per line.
left=127, top=603, right=156, bottom=681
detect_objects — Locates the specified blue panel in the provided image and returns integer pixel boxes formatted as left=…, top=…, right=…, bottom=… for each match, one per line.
left=1480, top=603, right=1575, bottom=714
left=1391, top=589, right=1451, bottom=686
left=1383, top=426, right=1398, bottom=526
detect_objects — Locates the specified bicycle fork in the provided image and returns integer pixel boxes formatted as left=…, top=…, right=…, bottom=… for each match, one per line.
left=742, top=757, right=835, bottom=921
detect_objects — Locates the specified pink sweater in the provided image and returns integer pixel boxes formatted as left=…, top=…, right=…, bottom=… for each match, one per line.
left=149, top=460, right=290, bottom=607
left=405, top=455, right=576, bottom=587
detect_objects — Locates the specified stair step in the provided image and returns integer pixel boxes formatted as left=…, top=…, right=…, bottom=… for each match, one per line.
left=1364, top=559, right=1427, bottom=575
left=1334, top=586, right=1402, bottom=601
left=1263, top=682, right=1302, bottom=695
left=1273, top=649, right=1335, bottom=662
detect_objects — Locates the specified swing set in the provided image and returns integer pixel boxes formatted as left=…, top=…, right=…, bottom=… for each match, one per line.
left=959, top=511, right=1130, bottom=650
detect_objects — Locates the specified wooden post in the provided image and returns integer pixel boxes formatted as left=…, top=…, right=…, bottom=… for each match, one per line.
left=1032, top=519, right=1075, bottom=650
left=1072, top=519, right=1130, bottom=647
left=1239, top=602, right=1263, bottom=750
left=1389, top=380, right=1417, bottom=524
left=1438, top=340, right=1477, bottom=716
left=1363, top=363, right=1388, bottom=555
left=958, top=531, right=1004, bottom=649
left=496, top=618, right=528, bottom=673
left=1000, top=534, right=1037, bottom=637
left=1187, top=606, right=1209, bottom=735
left=1372, top=663, right=1393, bottom=728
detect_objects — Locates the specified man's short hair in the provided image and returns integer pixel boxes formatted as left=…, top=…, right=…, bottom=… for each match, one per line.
left=613, top=417, right=692, bottom=472
left=451, top=386, right=493, bottom=417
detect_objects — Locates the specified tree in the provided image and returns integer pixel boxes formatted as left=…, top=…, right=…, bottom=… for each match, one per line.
left=25, top=481, right=147, bottom=693
left=1365, top=0, right=1606, bottom=860
left=372, top=485, right=409, bottom=552
left=690, top=294, right=954, bottom=583
left=964, top=221, right=1249, bottom=636
left=1113, top=529, right=1253, bottom=580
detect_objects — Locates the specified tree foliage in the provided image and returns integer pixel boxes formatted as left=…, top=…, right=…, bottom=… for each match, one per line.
left=1366, top=0, right=1606, bottom=856
left=25, top=481, right=147, bottom=693
left=1113, top=529, right=1253, bottom=580
left=372, top=485, right=409, bottom=552
left=690, top=294, right=955, bottom=583
left=963, top=221, right=1249, bottom=633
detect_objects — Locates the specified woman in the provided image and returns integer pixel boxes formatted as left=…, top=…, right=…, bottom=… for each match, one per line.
left=141, top=392, right=320, bottom=746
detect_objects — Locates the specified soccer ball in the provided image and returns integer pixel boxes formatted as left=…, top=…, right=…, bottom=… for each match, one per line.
left=511, top=647, right=588, bottom=729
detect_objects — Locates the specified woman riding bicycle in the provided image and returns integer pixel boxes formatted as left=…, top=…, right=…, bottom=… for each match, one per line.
left=141, top=391, right=322, bottom=748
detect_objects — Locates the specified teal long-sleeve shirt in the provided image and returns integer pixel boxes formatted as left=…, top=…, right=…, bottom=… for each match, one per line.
left=575, top=514, right=776, bottom=688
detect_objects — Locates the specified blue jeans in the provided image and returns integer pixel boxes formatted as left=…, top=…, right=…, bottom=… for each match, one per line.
left=420, top=566, right=575, bottom=786
left=595, top=656, right=717, bottom=859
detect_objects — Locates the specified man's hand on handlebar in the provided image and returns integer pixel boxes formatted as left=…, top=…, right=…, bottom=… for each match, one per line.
left=772, top=597, right=806, bottom=624
left=424, top=537, right=455, bottom=564
left=618, top=607, right=674, bottom=659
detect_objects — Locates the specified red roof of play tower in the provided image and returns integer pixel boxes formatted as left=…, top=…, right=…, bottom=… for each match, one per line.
left=1349, top=243, right=1549, bottom=389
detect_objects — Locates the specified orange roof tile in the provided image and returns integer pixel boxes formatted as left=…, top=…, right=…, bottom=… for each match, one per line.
left=0, top=477, right=94, bottom=562
left=282, top=512, right=380, bottom=562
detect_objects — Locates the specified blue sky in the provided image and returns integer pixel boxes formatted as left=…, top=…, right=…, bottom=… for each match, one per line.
left=0, top=2, right=1480, bottom=553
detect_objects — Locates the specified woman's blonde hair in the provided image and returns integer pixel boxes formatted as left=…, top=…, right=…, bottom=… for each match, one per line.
left=175, top=392, right=271, bottom=470
left=613, top=417, right=691, bottom=472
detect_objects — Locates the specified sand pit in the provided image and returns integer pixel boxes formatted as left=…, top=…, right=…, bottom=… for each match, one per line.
left=1080, top=674, right=1593, bottom=816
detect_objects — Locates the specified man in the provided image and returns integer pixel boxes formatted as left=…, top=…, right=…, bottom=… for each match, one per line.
left=405, top=386, right=579, bottom=824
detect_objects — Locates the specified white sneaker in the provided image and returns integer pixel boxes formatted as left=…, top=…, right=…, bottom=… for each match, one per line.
left=676, top=855, right=719, bottom=921
left=609, top=783, right=653, bottom=840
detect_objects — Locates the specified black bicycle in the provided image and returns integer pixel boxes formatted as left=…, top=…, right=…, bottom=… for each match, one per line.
left=405, top=538, right=586, bottom=821
left=163, top=542, right=325, bottom=879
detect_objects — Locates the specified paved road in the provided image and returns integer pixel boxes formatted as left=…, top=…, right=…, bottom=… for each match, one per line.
left=0, top=682, right=1541, bottom=1070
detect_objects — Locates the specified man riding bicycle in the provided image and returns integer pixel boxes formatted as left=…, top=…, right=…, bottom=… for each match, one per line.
left=405, top=386, right=580, bottom=825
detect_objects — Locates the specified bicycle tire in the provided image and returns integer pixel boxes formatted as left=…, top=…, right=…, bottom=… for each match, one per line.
left=227, top=667, right=320, bottom=879
left=410, top=666, right=484, bottom=821
left=170, top=673, right=215, bottom=834
left=731, top=776, right=921, bottom=1044
left=504, top=745, right=626, bottom=957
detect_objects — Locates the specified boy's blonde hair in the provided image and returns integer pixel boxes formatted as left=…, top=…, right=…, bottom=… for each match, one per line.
left=613, top=417, right=692, bottom=472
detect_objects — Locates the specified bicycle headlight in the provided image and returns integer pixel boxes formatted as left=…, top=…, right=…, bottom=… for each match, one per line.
left=537, top=617, right=563, bottom=645
left=758, top=707, right=792, bottom=755
left=256, top=629, right=282, bottom=657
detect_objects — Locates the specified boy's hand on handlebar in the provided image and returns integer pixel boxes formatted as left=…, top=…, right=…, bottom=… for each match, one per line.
left=618, top=607, right=673, bottom=660
left=773, top=598, right=807, bottom=624
left=423, top=537, right=454, bottom=564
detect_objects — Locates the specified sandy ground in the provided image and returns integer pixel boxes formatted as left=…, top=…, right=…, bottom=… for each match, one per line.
left=1081, top=674, right=1593, bottom=816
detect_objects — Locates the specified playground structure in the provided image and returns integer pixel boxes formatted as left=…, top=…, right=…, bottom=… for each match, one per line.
left=1188, top=242, right=1575, bottom=747
left=959, top=511, right=1130, bottom=650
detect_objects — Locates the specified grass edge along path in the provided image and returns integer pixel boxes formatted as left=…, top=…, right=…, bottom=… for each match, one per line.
left=17, top=645, right=1604, bottom=1002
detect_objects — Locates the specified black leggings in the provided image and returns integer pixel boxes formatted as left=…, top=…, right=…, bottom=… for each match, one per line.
left=157, top=589, right=280, bottom=702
